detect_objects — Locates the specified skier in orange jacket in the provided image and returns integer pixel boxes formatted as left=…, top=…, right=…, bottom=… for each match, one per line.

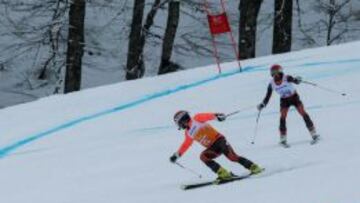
left=170, top=111, right=262, bottom=180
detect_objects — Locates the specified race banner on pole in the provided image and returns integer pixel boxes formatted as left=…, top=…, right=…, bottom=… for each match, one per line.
left=204, top=0, right=242, bottom=73
left=207, top=13, right=231, bottom=35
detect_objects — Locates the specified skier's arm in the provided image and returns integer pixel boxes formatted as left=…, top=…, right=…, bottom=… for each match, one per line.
left=170, top=133, right=193, bottom=163
left=262, top=84, right=273, bottom=106
left=258, top=84, right=272, bottom=110
left=287, top=75, right=302, bottom=84
left=193, top=113, right=217, bottom=123
left=177, top=132, right=194, bottom=156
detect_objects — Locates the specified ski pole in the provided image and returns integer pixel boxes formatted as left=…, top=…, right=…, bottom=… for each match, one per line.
left=226, top=105, right=254, bottom=118
left=302, top=80, right=347, bottom=96
left=175, top=162, right=202, bottom=179
left=251, top=110, right=262, bottom=144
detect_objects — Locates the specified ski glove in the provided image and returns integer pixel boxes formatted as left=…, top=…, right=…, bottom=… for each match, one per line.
left=294, top=76, right=302, bottom=84
left=257, top=103, right=265, bottom=111
left=170, top=152, right=180, bottom=163
left=215, top=113, right=226, bottom=122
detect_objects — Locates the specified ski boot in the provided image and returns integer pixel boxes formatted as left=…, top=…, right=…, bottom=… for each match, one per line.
left=310, top=129, right=320, bottom=145
left=249, top=164, right=263, bottom=175
left=279, top=135, right=290, bottom=148
left=215, top=167, right=233, bottom=183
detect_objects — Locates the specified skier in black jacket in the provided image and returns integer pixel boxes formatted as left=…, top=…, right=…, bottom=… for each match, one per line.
left=257, top=64, right=320, bottom=147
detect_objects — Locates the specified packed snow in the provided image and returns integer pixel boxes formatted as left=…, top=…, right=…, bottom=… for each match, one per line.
left=0, top=42, right=360, bottom=203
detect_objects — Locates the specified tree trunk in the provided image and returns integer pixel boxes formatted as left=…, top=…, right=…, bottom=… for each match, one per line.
left=126, top=0, right=163, bottom=80
left=158, top=0, right=181, bottom=75
left=238, top=0, right=263, bottom=60
left=38, top=0, right=63, bottom=80
left=326, top=0, right=336, bottom=46
left=272, top=0, right=293, bottom=54
left=64, top=0, right=86, bottom=93
left=126, top=0, right=146, bottom=80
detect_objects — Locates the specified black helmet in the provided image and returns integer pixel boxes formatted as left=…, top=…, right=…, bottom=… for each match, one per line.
left=174, top=110, right=191, bottom=130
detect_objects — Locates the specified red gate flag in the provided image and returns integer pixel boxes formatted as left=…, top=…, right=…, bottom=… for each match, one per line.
left=207, top=13, right=231, bottom=35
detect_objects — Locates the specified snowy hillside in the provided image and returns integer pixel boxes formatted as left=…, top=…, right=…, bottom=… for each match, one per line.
left=1, top=42, right=360, bottom=203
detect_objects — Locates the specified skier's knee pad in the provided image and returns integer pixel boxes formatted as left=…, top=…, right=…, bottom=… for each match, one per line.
left=200, top=151, right=217, bottom=163
left=227, top=153, right=239, bottom=162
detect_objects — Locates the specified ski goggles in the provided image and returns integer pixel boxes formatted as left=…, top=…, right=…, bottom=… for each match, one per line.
left=271, top=69, right=282, bottom=77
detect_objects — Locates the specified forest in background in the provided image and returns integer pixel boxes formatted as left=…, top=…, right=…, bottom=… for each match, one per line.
left=0, top=0, right=359, bottom=107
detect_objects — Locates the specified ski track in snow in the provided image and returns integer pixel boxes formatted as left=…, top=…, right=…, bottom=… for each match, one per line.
left=129, top=98, right=360, bottom=134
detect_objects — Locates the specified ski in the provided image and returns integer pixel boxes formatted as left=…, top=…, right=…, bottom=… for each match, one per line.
left=181, top=174, right=252, bottom=190
left=180, top=165, right=319, bottom=190
left=180, top=164, right=315, bottom=190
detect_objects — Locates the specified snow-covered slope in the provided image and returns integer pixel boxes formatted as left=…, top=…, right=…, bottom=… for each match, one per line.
left=0, top=42, right=360, bottom=203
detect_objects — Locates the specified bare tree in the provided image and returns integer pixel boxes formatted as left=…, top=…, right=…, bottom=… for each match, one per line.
left=238, top=0, right=263, bottom=59
left=158, top=0, right=181, bottom=74
left=38, top=0, right=68, bottom=81
left=319, top=0, right=352, bottom=45
left=126, top=0, right=174, bottom=79
left=64, top=0, right=86, bottom=93
left=126, top=0, right=146, bottom=80
left=0, top=0, right=69, bottom=90
left=295, top=0, right=357, bottom=47
left=272, top=0, right=293, bottom=54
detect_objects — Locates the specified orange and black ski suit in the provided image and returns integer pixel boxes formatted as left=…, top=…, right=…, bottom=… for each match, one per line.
left=176, top=113, right=254, bottom=173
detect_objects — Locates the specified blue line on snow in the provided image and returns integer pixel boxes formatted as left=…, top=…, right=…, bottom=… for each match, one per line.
left=1, top=59, right=360, bottom=158
left=298, top=59, right=360, bottom=67
left=0, top=68, right=248, bottom=158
